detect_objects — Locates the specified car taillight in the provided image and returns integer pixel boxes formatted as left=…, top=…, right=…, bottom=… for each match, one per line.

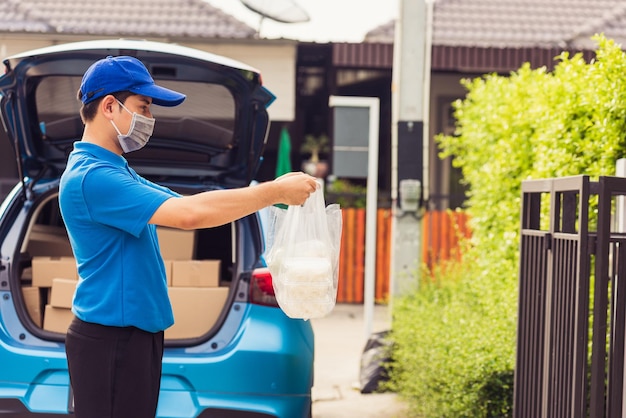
left=250, top=267, right=279, bottom=307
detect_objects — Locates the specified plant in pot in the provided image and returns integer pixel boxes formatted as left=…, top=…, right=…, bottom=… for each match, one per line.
left=300, top=134, right=330, bottom=178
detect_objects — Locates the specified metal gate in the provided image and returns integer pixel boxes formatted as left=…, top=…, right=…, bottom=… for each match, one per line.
left=515, top=175, right=626, bottom=418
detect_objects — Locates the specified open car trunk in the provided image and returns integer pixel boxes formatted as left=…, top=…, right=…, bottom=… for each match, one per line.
left=0, top=39, right=275, bottom=346
left=13, top=187, right=244, bottom=344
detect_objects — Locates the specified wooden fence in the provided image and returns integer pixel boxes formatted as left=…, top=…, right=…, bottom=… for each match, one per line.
left=336, top=209, right=471, bottom=303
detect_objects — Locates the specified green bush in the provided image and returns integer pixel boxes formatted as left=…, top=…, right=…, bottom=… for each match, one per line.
left=325, top=178, right=367, bottom=208
left=387, top=34, right=626, bottom=417
left=387, top=256, right=517, bottom=417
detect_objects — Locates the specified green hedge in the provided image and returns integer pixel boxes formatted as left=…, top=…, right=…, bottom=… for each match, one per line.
left=386, top=35, right=626, bottom=417
left=387, top=255, right=517, bottom=417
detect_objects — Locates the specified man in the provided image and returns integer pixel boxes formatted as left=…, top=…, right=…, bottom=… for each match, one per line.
left=58, top=55, right=317, bottom=418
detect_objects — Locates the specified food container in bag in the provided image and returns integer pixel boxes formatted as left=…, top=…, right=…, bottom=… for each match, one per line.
left=265, top=188, right=342, bottom=320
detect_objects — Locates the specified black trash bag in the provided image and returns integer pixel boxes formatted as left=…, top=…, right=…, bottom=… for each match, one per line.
left=359, top=330, right=393, bottom=394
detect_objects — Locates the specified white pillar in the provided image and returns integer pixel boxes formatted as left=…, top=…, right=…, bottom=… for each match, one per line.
left=390, top=0, right=429, bottom=302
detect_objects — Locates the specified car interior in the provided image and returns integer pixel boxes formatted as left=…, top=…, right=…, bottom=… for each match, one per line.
left=15, top=192, right=236, bottom=342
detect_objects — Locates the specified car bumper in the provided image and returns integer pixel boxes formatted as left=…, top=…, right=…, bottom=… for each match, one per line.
left=0, top=305, right=314, bottom=418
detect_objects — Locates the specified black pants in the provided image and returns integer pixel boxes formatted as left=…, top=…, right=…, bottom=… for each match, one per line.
left=65, top=317, right=164, bottom=418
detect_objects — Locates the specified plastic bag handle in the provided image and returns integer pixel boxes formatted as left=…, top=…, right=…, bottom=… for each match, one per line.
left=285, top=185, right=326, bottom=246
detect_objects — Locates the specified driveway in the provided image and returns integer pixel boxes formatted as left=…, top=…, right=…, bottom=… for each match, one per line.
left=311, top=303, right=409, bottom=418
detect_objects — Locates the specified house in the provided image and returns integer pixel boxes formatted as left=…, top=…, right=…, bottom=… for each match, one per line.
left=308, top=0, right=626, bottom=209
left=1, top=0, right=626, bottom=209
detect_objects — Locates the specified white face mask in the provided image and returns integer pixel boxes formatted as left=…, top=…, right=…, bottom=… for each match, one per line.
left=110, top=100, right=155, bottom=153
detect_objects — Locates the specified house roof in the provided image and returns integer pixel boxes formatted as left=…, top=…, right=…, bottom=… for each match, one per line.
left=0, top=0, right=256, bottom=39
left=365, top=0, right=626, bottom=49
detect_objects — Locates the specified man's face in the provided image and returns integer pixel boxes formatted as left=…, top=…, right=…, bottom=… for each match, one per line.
left=117, top=94, right=153, bottom=122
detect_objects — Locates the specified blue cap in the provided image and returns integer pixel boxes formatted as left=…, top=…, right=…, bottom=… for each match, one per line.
left=80, top=55, right=186, bottom=107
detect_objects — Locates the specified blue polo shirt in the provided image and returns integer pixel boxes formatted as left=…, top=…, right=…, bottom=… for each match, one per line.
left=59, top=142, right=179, bottom=333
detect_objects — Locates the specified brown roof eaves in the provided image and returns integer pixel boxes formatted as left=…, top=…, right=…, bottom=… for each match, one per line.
left=331, top=43, right=394, bottom=69
left=332, top=43, right=595, bottom=74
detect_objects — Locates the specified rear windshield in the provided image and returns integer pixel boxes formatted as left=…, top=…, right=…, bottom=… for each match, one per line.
left=34, top=76, right=236, bottom=149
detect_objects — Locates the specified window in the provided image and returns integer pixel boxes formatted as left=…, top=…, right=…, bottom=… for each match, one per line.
left=34, top=77, right=236, bottom=150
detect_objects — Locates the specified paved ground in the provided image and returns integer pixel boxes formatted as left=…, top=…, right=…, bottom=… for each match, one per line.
left=310, top=304, right=409, bottom=418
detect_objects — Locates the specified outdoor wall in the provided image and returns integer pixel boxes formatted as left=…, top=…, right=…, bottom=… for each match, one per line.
left=185, top=41, right=297, bottom=122
left=0, top=36, right=50, bottom=59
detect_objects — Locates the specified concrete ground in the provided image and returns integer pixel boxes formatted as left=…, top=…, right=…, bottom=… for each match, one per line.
left=310, top=304, right=409, bottom=418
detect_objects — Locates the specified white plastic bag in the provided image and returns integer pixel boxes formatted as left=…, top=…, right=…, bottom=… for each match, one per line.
left=265, top=187, right=342, bottom=319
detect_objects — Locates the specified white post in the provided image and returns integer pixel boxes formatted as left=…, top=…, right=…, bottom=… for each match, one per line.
left=364, top=99, right=380, bottom=339
left=422, top=0, right=435, bottom=201
left=329, top=95, right=380, bottom=340
left=390, top=0, right=428, bottom=304
left=617, top=158, right=626, bottom=418
left=617, top=159, right=626, bottom=232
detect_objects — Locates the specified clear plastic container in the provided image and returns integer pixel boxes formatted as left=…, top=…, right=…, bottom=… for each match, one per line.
left=272, top=256, right=337, bottom=319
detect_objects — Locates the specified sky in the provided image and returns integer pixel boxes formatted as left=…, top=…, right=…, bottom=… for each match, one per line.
left=205, top=0, right=399, bottom=43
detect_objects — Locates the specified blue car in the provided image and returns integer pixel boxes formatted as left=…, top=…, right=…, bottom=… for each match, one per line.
left=0, top=39, right=313, bottom=417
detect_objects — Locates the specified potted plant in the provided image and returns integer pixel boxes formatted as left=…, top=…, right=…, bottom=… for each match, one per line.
left=300, top=134, right=330, bottom=178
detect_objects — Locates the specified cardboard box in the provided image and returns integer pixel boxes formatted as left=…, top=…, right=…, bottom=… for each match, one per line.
left=43, top=305, right=74, bottom=333
left=31, top=257, right=78, bottom=288
left=166, top=287, right=228, bottom=339
left=22, top=286, right=42, bottom=327
left=156, top=227, right=195, bottom=260
left=30, top=224, right=67, bottom=235
left=21, top=266, right=32, bottom=282
left=27, top=224, right=74, bottom=257
left=171, top=260, right=220, bottom=287
left=49, top=278, right=77, bottom=309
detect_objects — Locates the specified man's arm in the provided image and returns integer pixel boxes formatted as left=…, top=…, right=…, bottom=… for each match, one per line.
left=150, top=172, right=318, bottom=230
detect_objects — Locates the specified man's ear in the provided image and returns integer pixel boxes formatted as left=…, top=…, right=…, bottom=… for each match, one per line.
left=100, top=95, right=118, bottom=119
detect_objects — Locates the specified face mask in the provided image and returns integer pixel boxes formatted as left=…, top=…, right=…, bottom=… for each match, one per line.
left=110, top=100, right=155, bottom=153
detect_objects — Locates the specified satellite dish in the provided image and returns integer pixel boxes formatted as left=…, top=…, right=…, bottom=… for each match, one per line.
left=240, top=0, right=310, bottom=37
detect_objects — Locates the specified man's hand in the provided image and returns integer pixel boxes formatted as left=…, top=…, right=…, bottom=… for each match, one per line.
left=273, top=172, right=319, bottom=206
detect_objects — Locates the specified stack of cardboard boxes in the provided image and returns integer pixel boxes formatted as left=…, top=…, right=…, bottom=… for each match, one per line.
left=21, top=224, right=77, bottom=332
left=157, top=227, right=228, bottom=339
left=21, top=256, right=77, bottom=332
left=37, top=257, right=78, bottom=332
left=21, top=224, right=228, bottom=339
